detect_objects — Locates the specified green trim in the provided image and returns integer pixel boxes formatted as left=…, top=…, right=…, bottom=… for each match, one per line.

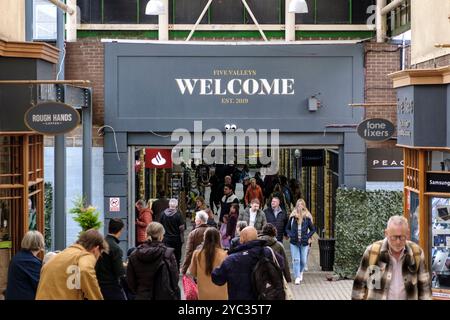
left=77, top=29, right=374, bottom=40
left=391, top=23, right=411, bottom=37
left=78, top=30, right=159, bottom=39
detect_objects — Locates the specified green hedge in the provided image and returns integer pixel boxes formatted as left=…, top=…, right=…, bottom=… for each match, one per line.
left=334, top=188, right=403, bottom=278
left=44, top=182, right=52, bottom=250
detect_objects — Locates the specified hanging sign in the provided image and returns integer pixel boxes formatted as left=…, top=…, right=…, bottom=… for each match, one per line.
left=357, top=118, right=395, bottom=141
left=145, top=148, right=173, bottom=169
left=24, top=102, right=80, bottom=135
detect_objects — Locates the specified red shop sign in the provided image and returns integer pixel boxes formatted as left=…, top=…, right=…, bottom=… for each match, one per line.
left=145, top=148, right=173, bottom=169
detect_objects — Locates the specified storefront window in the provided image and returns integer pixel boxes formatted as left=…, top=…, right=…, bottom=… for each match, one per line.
left=409, top=191, right=419, bottom=243
left=430, top=197, right=450, bottom=292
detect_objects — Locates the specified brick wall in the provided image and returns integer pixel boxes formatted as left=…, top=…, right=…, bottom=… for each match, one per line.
left=412, top=53, right=450, bottom=69
left=65, top=39, right=104, bottom=126
left=363, top=42, right=403, bottom=149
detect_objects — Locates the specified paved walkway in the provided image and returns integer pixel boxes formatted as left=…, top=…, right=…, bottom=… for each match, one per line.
left=182, top=207, right=353, bottom=300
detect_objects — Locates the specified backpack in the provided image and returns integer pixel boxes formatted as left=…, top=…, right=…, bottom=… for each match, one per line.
left=251, top=246, right=285, bottom=300
left=368, top=240, right=421, bottom=272
left=153, top=248, right=181, bottom=300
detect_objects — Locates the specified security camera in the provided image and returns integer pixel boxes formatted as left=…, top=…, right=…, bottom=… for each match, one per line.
left=225, top=124, right=231, bottom=131
left=230, top=124, right=237, bottom=131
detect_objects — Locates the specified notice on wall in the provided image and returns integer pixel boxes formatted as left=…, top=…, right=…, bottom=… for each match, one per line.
left=109, top=197, right=120, bottom=212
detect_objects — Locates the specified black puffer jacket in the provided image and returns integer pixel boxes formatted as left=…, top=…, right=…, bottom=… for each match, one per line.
left=126, top=241, right=180, bottom=300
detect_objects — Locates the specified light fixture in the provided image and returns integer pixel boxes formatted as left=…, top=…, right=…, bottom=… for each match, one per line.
left=288, top=0, right=308, bottom=13
left=145, top=0, right=165, bottom=15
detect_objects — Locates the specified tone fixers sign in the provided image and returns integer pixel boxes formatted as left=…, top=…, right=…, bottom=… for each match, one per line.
left=426, top=172, right=450, bottom=193
left=357, top=118, right=395, bottom=142
left=24, top=102, right=80, bottom=135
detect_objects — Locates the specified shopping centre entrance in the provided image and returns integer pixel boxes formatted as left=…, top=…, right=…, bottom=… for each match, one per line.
left=131, top=146, right=339, bottom=246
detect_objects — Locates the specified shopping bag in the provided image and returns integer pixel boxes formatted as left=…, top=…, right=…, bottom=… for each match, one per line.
left=283, top=277, right=295, bottom=300
left=182, top=275, right=198, bottom=300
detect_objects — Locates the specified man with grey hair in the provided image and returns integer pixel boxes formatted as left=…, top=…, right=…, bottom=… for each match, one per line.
left=181, top=210, right=209, bottom=274
left=160, top=198, right=185, bottom=269
left=352, top=215, right=431, bottom=300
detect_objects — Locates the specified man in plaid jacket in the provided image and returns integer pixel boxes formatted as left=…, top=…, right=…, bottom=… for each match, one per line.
left=352, top=215, right=432, bottom=300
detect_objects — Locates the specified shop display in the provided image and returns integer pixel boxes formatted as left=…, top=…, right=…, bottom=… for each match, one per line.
left=431, top=198, right=450, bottom=292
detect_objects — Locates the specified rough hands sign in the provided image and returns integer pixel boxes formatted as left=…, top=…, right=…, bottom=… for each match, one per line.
left=357, top=118, right=395, bottom=141
left=24, top=102, right=80, bottom=135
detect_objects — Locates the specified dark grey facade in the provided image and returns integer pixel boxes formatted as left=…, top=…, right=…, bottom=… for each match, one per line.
left=103, top=42, right=366, bottom=250
left=397, top=84, right=449, bottom=148
left=0, top=57, right=54, bottom=132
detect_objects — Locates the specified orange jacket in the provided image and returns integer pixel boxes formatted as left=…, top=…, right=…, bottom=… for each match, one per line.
left=136, top=208, right=153, bottom=243
left=244, top=185, right=264, bottom=207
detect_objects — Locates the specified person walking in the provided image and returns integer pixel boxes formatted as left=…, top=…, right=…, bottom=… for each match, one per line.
left=160, top=198, right=185, bottom=269
left=181, top=210, right=209, bottom=275
left=5, top=231, right=45, bottom=300
left=264, top=196, right=288, bottom=242
left=352, top=215, right=432, bottom=300
left=286, top=199, right=316, bottom=285
left=211, top=226, right=284, bottom=300
left=238, top=198, right=267, bottom=233
left=36, top=229, right=107, bottom=300
left=258, top=224, right=292, bottom=283
left=230, top=221, right=248, bottom=251
left=136, top=199, right=152, bottom=246
left=244, top=178, right=264, bottom=208
left=126, top=222, right=181, bottom=300
left=188, top=227, right=228, bottom=300
left=151, top=191, right=169, bottom=222
left=95, top=218, right=127, bottom=300
left=219, top=184, right=239, bottom=223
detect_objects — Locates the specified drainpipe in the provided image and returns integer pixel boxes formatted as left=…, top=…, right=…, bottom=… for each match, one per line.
left=159, top=0, right=169, bottom=40
left=25, top=0, right=33, bottom=41
left=285, top=0, right=296, bottom=41
left=54, top=1, right=66, bottom=250
left=376, top=0, right=387, bottom=43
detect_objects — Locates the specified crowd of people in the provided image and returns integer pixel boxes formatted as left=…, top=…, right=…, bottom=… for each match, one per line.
left=2, top=164, right=432, bottom=300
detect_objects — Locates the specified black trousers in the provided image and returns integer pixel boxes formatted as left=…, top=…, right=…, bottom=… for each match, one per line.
left=100, top=284, right=127, bottom=300
left=164, top=238, right=182, bottom=269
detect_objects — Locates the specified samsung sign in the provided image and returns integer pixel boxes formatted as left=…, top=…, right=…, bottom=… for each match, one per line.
left=24, top=102, right=80, bottom=135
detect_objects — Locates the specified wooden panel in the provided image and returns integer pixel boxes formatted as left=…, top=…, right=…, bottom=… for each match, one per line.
left=0, top=40, right=59, bottom=65
left=418, top=150, right=429, bottom=263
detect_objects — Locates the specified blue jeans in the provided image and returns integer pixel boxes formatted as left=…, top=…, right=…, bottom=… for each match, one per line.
left=290, top=243, right=309, bottom=278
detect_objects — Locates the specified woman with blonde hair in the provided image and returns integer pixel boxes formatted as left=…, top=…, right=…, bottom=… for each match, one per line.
left=188, top=227, right=228, bottom=300
left=286, top=199, right=316, bottom=284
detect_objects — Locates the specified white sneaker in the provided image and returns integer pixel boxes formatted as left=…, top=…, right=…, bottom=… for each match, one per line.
left=294, top=277, right=301, bottom=285
left=304, top=266, right=308, bottom=272
left=299, top=272, right=303, bottom=281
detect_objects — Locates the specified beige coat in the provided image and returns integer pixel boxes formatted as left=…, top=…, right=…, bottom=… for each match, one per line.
left=36, top=244, right=103, bottom=300
left=188, top=248, right=228, bottom=300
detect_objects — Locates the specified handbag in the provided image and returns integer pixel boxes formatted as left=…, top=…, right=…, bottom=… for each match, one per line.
left=267, top=246, right=295, bottom=300
left=182, top=275, right=198, bottom=300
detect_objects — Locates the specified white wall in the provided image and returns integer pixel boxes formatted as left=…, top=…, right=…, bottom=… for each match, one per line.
left=366, top=181, right=403, bottom=191
left=44, top=147, right=104, bottom=246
